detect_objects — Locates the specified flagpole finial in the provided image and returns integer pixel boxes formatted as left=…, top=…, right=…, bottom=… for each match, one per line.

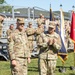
left=72, top=5, right=75, bottom=11
left=60, top=4, right=62, bottom=8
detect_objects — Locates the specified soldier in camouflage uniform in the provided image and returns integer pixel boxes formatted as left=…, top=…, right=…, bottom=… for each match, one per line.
left=6, top=24, right=14, bottom=38
left=35, top=22, right=44, bottom=42
left=37, top=22, right=62, bottom=75
left=0, top=16, right=4, bottom=37
left=37, top=14, right=45, bottom=24
left=8, top=18, right=31, bottom=75
left=26, top=22, right=35, bottom=53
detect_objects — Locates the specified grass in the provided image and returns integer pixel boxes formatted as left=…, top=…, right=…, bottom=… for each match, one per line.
left=0, top=52, right=75, bottom=75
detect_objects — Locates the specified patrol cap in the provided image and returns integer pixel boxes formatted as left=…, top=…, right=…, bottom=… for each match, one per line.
left=39, top=13, right=43, bottom=16
left=17, top=18, right=25, bottom=24
left=28, top=22, right=32, bottom=25
left=49, top=21, right=55, bottom=28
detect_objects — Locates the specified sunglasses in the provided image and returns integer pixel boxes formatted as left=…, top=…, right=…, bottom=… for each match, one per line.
left=19, top=23, right=24, bottom=25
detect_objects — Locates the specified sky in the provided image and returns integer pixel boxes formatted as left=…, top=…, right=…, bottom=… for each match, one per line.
left=5, top=0, right=75, bottom=12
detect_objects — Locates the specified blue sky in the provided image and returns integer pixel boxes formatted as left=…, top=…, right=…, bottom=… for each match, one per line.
left=5, top=0, right=75, bottom=12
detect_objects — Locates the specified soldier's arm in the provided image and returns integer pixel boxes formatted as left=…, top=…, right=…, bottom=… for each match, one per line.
left=52, top=35, right=62, bottom=50
left=6, top=30, right=9, bottom=36
left=26, top=29, right=35, bottom=36
left=25, top=32, right=31, bottom=58
left=37, top=34, right=47, bottom=47
left=8, top=33, right=16, bottom=60
left=36, top=29, right=42, bottom=35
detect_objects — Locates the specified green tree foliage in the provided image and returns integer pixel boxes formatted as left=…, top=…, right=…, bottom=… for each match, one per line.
left=0, top=0, right=12, bottom=13
left=0, top=0, right=6, bottom=4
left=0, top=6, right=12, bottom=13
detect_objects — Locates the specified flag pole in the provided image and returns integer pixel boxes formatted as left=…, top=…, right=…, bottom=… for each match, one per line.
left=72, top=5, right=75, bottom=67
left=70, top=7, right=75, bottom=70
left=58, top=4, right=66, bottom=72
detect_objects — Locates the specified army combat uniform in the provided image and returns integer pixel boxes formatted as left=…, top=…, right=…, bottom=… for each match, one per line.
left=6, top=29, right=14, bottom=37
left=8, top=29, right=31, bottom=75
left=0, top=16, right=4, bottom=37
left=26, top=22, right=35, bottom=53
left=37, top=23, right=62, bottom=75
left=35, top=23, right=44, bottom=43
left=37, top=14, right=45, bottom=25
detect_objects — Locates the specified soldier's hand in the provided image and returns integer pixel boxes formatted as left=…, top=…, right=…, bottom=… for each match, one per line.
left=48, top=39, right=53, bottom=45
left=52, top=39, right=56, bottom=44
left=11, top=60, right=17, bottom=66
left=27, top=57, right=31, bottom=63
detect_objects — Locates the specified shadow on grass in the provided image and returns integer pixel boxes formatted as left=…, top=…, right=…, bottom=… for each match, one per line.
left=56, top=66, right=70, bottom=68
left=69, top=73, right=75, bottom=75
left=28, top=66, right=38, bottom=72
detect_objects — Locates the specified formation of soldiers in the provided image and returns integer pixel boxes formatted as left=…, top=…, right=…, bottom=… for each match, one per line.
left=0, top=14, right=73, bottom=75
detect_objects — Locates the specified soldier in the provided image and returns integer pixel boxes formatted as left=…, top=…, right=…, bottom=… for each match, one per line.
left=6, top=24, right=14, bottom=38
left=37, top=14, right=45, bottom=24
left=35, top=22, right=44, bottom=52
left=26, top=22, right=35, bottom=53
left=37, top=22, right=62, bottom=75
left=35, top=22, right=44, bottom=42
left=0, top=16, right=4, bottom=37
left=8, top=18, right=31, bottom=75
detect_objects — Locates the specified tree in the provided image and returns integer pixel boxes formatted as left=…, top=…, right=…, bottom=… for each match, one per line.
left=0, top=0, right=12, bottom=13
left=0, top=0, right=6, bottom=4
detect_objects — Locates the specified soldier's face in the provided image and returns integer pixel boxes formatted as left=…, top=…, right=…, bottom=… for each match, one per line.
left=18, top=23, right=24, bottom=30
left=48, top=27, right=55, bottom=33
left=10, top=25, right=14, bottom=30
left=29, top=24, right=32, bottom=28
left=38, top=25, right=41, bottom=28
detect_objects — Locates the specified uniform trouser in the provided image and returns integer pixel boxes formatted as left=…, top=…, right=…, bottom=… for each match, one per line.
left=28, top=41, right=34, bottom=53
left=10, top=57, right=27, bottom=75
left=38, top=58, right=57, bottom=75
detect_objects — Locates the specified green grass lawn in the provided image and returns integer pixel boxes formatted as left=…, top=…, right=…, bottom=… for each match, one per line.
left=0, top=52, right=75, bottom=75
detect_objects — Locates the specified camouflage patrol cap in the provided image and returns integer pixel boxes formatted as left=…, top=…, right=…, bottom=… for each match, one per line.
left=28, top=22, right=32, bottom=25
left=17, top=18, right=25, bottom=24
left=39, top=13, right=43, bottom=17
left=49, top=21, right=55, bottom=28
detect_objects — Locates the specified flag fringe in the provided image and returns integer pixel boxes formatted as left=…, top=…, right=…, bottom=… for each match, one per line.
left=57, top=53, right=68, bottom=63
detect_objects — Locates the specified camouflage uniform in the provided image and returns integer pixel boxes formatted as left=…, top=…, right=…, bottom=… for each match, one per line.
left=35, top=23, right=44, bottom=42
left=35, top=23, right=44, bottom=53
left=37, top=14, right=45, bottom=24
left=37, top=23, right=62, bottom=75
left=0, top=22, right=2, bottom=37
left=6, top=29, right=14, bottom=37
left=26, top=22, right=35, bottom=53
left=8, top=18, right=31, bottom=75
left=0, top=16, right=4, bottom=37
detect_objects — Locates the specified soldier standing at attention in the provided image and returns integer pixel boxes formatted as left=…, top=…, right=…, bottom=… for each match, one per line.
left=26, top=22, right=35, bottom=53
left=0, top=16, right=4, bottom=37
left=35, top=22, right=44, bottom=52
left=37, top=22, right=62, bottom=75
left=35, top=22, right=44, bottom=42
left=6, top=24, right=14, bottom=38
left=37, top=14, right=45, bottom=24
left=8, top=18, right=31, bottom=75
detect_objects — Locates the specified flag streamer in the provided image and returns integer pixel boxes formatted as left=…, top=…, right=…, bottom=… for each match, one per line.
left=70, top=12, right=75, bottom=44
left=50, top=7, right=54, bottom=21
left=57, top=8, right=68, bottom=63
